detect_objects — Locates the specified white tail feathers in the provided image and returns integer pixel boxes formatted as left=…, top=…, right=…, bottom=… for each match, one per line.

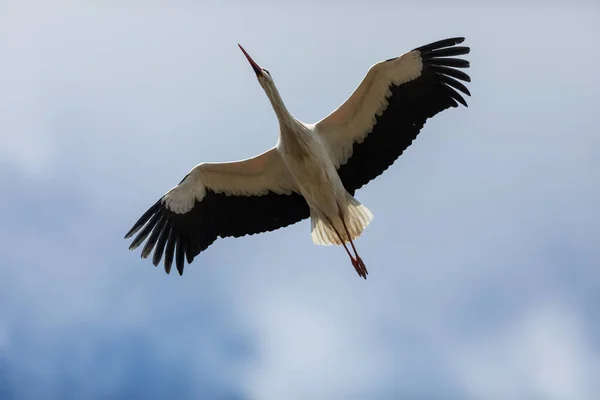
left=310, top=195, right=373, bottom=246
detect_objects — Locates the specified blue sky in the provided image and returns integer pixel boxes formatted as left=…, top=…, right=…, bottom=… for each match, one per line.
left=1, top=2, right=599, bottom=399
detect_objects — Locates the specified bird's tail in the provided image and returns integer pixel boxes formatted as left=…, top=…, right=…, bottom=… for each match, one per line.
left=310, top=194, right=373, bottom=246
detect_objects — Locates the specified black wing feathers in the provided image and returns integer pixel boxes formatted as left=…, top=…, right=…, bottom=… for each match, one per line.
left=152, top=222, right=171, bottom=267
left=124, top=200, right=161, bottom=240
left=413, top=37, right=466, bottom=53
left=337, top=37, right=471, bottom=195
left=125, top=189, right=310, bottom=275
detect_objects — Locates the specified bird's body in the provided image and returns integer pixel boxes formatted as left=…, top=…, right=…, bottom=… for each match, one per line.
left=278, top=121, right=356, bottom=229
left=125, top=37, right=472, bottom=278
left=280, top=124, right=342, bottom=219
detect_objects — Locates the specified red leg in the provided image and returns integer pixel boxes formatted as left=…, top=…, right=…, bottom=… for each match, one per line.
left=339, top=213, right=368, bottom=278
left=326, top=216, right=367, bottom=279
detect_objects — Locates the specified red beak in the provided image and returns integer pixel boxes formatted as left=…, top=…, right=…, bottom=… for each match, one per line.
left=238, top=44, right=263, bottom=76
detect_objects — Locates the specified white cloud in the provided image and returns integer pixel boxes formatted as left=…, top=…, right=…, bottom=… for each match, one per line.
left=0, top=9, right=58, bottom=175
left=239, top=283, right=397, bottom=399
left=456, top=302, right=600, bottom=400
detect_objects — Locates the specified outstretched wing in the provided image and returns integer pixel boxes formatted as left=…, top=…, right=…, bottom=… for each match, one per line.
left=315, top=37, right=471, bottom=194
left=124, top=147, right=309, bottom=275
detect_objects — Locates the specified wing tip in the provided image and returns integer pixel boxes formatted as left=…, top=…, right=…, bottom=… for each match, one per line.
left=414, top=36, right=472, bottom=109
left=414, top=36, right=466, bottom=53
left=124, top=223, right=142, bottom=240
left=123, top=200, right=163, bottom=239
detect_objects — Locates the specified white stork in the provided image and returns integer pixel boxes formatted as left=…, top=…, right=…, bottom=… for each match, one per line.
left=125, top=37, right=471, bottom=279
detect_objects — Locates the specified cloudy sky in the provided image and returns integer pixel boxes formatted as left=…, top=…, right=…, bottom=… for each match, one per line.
left=1, top=2, right=599, bottom=399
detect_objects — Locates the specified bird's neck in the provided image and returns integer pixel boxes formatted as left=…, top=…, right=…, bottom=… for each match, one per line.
left=265, top=83, right=296, bottom=130
left=264, top=84, right=313, bottom=161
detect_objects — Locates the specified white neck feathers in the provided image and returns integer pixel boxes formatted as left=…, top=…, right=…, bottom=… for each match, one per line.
left=263, top=80, right=295, bottom=130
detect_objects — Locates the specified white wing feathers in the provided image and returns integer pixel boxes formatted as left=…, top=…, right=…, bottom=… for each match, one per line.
left=162, top=147, right=296, bottom=215
left=315, top=50, right=424, bottom=168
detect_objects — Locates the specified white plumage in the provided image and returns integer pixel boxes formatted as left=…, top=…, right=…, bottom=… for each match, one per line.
left=125, top=37, right=472, bottom=278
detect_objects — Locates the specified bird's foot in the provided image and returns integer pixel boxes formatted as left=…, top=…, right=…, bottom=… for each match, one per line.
left=357, top=256, right=368, bottom=277
left=352, top=256, right=368, bottom=279
left=356, top=256, right=368, bottom=279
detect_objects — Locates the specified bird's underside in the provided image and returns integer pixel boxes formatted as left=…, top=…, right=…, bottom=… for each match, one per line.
left=125, top=36, right=472, bottom=278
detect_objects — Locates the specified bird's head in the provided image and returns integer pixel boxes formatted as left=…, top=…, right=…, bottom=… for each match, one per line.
left=238, top=44, right=290, bottom=120
left=238, top=44, right=274, bottom=89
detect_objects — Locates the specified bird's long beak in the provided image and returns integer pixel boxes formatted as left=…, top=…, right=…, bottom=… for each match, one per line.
left=238, top=44, right=263, bottom=76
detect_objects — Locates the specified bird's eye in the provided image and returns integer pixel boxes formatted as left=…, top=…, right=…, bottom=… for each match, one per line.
left=263, top=69, right=271, bottom=76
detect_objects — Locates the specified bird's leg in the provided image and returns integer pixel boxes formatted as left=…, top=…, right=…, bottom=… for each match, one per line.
left=339, top=212, right=368, bottom=278
left=325, top=216, right=366, bottom=279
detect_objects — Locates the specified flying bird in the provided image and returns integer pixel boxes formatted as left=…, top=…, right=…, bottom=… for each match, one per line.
left=125, top=37, right=471, bottom=279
